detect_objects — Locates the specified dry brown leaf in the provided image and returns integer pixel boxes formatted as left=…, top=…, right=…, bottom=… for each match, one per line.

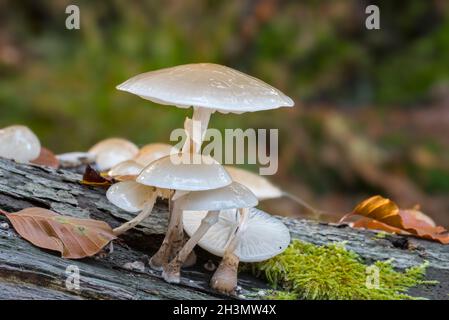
left=341, top=195, right=449, bottom=244
left=2, top=207, right=116, bottom=258
left=30, top=147, right=59, bottom=168
left=352, top=218, right=410, bottom=235
left=80, top=165, right=112, bottom=187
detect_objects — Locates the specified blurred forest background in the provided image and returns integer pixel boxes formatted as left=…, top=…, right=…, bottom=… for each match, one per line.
left=1, top=0, right=448, bottom=225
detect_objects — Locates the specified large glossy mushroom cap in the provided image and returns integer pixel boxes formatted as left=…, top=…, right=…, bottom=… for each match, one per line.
left=0, top=125, right=41, bottom=163
left=183, top=208, right=291, bottom=262
left=117, top=63, right=294, bottom=114
left=137, top=153, right=232, bottom=191
left=176, top=182, right=258, bottom=211
left=106, top=181, right=155, bottom=213
left=225, top=166, right=283, bottom=200
left=88, top=138, right=139, bottom=171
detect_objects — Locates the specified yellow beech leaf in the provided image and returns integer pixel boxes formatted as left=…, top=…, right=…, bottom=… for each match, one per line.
left=341, top=195, right=449, bottom=244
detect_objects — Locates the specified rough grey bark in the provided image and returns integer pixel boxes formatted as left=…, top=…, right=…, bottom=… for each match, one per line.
left=0, top=158, right=447, bottom=300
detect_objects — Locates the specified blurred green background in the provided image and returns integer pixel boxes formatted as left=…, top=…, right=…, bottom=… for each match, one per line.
left=1, top=0, right=448, bottom=224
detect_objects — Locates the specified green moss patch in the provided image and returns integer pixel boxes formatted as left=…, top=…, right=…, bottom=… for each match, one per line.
left=251, top=240, right=436, bottom=300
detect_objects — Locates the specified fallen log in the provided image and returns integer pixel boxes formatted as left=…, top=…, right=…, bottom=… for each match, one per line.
left=0, top=158, right=447, bottom=299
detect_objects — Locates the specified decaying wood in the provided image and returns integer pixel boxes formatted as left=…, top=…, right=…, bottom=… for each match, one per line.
left=0, top=158, right=447, bottom=300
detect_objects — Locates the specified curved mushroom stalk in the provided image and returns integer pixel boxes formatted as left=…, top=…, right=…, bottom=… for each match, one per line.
left=163, top=210, right=220, bottom=283
left=149, top=199, right=185, bottom=271
left=210, top=208, right=249, bottom=294
left=106, top=181, right=158, bottom=236
left=112, top=193, right=157, bottom=236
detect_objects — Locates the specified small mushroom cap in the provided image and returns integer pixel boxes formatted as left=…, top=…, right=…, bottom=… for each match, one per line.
left=225, top=166, right=283, bottom=200
left=88, top=138, right=139, bottom=171
left=137, top=153, right=232, bottom=191
left=183, top=208, right=291, bottom=262
left=106, top=181, right=155, bottom=212
left=108, top=160, right=144, bottom=178
left=134, top=143, right=177, bottom=166
left=117, top=63, right=294, bottom=114
left=0, top=125, right=41, bottom=163
left=176, top=182, right=258, bottom=211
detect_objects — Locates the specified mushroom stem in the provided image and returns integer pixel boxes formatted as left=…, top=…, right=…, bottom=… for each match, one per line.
left=183, top=250, right=197, bottom=268
left=163, top=210, right=220, bottom=283
left=149, top=198, right=184, bottom=270
left=210, top=252, right=239, bottom=295
left=210, top=208, right=249, bottom=294
left=182, top=107, right=213, bottom=154
left=112, top=193, right=157, bottom=236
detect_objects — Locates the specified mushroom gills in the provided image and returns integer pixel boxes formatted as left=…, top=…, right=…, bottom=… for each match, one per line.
left=183, top=207, right=290, bottom=261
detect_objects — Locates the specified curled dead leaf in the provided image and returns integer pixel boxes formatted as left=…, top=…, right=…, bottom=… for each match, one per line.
left=80, top=165, right=112, bottom=187
left=341, top=195, right=449, bottom=244
left=2, top=207, right=116, bottom=258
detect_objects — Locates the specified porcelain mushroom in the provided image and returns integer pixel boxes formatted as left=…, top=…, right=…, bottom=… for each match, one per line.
left=162, top=182, right=258, bottom=284
left=88, top=138, right=139, bottom=171
left=117, top=63, right=294, bottom=153
left=183, top=207, right=290, bottom=294
left=137, top=153, right=232, bottom=270
left=0, top=125, right=41, bottom=163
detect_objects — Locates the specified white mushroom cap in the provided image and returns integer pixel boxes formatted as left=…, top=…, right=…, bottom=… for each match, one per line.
left=108, top=160, right=144, bottom=178
left=183, top=208, right=291, bottom=262
left=0, top=125, right=41, bottom=163
left=137, top=153, right=232, bottom=191
left=88, top=138, right=139, bottom=171
left=134, top=143, right=177, bottom=166
left=117, top=63, right=294, bottom=114
left=225, top=166, right=283, bottom=200
left=176, top=182, right=258, bottom=211
left=106, top=181, right=155, bottom=213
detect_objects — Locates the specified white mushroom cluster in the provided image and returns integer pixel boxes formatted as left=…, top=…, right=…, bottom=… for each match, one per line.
left=0, top=64, right=300, bottom=295
left=103, top=63, right=294, bottom=294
